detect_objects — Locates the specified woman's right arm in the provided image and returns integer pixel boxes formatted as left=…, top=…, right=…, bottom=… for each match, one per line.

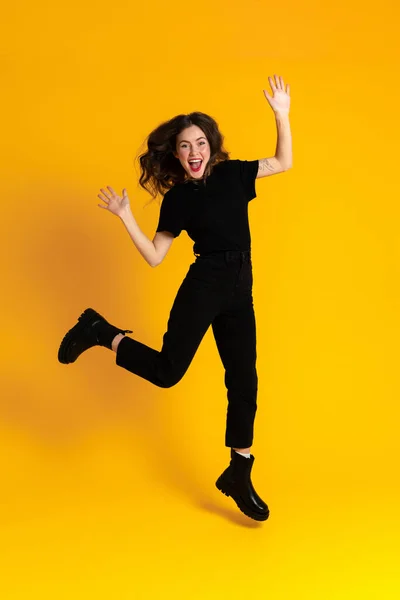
left=119, top=206, right=174, bottom=267
left=97, top=186, right=174, bottom=267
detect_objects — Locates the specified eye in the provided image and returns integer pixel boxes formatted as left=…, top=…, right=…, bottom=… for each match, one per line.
left=180, top=140, right=206, bottom=149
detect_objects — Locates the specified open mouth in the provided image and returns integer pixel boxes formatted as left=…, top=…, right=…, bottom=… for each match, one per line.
left=188, top=159, right=203, bottom=172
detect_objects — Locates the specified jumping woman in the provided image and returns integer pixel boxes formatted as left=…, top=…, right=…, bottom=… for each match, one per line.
left=58, top=74, right=292, bottom=522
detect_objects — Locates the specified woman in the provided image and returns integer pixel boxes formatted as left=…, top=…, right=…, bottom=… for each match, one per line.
left=58, top=75, right=292, bottom=522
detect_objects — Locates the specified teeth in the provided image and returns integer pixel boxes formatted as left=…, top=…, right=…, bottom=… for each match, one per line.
left=189, top=160, right=202, bottom=163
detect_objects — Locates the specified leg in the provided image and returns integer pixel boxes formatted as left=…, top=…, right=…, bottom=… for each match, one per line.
left=116, top=273, right=223, bottom=387
left=112, top=333, right=125, bottom=352
left=212, top=294, right=269, bottom=521
left=211, top=293, right=258, bottom=449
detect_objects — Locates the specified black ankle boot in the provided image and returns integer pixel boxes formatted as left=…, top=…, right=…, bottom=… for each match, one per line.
left=58, top=308, right=133, bottom=364
left=216, top=448, right=269, bottom=521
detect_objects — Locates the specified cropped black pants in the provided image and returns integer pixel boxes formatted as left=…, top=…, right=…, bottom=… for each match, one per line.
left=115, top=249, right=258, bottom=448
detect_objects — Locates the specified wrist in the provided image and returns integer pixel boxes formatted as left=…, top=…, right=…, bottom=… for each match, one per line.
left=119, top=205, right=132, bottom=221
left=274, top=111, right=290, bottom=120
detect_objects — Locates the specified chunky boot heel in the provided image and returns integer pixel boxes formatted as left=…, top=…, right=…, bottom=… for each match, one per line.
left=216, top=448, right=270, bottom=521
left=58, top=307, right=133, bottom=364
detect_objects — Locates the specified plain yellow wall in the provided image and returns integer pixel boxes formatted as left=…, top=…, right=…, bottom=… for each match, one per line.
left=1, top=0, right=399, bottom=598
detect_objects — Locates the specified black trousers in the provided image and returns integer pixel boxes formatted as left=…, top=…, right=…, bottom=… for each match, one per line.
left=116, top=249, right=258, bottom=448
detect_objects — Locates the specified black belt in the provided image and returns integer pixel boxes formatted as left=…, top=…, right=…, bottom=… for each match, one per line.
left=193, top=249, right=251, bottom=261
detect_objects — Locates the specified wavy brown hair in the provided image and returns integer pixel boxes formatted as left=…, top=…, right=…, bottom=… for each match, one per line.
left=136, top=112, right=230, bottom=204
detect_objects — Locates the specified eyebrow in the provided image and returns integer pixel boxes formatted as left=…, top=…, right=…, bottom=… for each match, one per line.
left=179, top=137, right=206, bottom=144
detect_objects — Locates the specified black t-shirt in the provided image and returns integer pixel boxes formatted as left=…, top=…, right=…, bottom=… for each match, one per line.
left=156, top=159, right=259, bottom=255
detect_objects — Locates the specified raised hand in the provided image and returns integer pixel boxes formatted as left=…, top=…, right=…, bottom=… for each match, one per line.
left=97, top=186, right=130, bottom=217
left=263, top=75, right=291, bottom=116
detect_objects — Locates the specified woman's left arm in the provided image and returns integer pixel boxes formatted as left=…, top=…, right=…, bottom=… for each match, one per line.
left=256, top=75, right=292, bottom=179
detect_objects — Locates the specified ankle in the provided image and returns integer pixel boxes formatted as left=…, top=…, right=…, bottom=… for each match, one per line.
left=112, top=333, right=126, bottom=352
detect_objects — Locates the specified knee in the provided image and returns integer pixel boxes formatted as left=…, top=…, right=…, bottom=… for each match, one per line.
left=157, top=371, right=185, bottom=389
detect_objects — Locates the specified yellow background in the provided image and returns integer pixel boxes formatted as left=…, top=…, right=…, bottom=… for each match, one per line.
left=1, top=0, right=399, bottom=598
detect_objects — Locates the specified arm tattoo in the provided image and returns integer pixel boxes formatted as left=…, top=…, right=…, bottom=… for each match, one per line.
left=259, top=158, right=275, bottom=172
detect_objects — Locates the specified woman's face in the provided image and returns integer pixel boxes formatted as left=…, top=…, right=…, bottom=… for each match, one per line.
left=174, top=125, right=211, bottom=179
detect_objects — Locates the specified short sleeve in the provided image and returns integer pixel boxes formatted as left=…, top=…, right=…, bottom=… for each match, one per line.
left=237, top=159, right=259, bottom=202
left=156, top=188, right=184, bottom=238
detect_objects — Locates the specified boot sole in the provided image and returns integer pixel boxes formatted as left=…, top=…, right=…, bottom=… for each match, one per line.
left=58, top=308, right=103, bottom=364
left=216, top=479, right=270, bottom=521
